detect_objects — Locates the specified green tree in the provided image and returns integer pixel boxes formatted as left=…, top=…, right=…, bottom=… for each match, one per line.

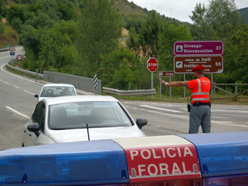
left=216, top=25, right=248, bottom=83
left=126, top=27, right=141, bottom=56
left=189, top=3, right=217, bottom=40
left=139, top=10, right=162, bottom=58
left=39, top=22, right=77, bottom=72
left=19, top=25, right=43, bottom=59
left=36, top=0, right=62, bottom=21
left=0, top=23, right=4, bottom=35
left=158, top=23, right=192, bottom=71
left=0, top=0, right=7, bottom=17
left=206, top=0, right=240, bottom=41
left=124, top=14, right=144, bottom=34
left=99, top=48, right=142, bottom=90
left=77, top=0, right=122, bottom=77
left=6, top=5, right=25, bottom=24
left=190, top=0, right=241, bottom=41
left=11, top=18, right=23, bottom=32
left=57, top=0, right=76, bottom=21
left=24, top=12, right=54, bottom=29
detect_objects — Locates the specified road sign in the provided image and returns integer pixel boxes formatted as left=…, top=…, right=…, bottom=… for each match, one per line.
left=10, top=52, right=15, bottom=56
left=16, top=54, right=23, bottom=61
left=9, top=45, right=16, bottom=52
left=174, top=41, right=223, bottom=56
left=157, top=71, right=175, bottom=77
left=174, top=56, right=223, bottom=74
left=147, top=58, right=158, bottom=72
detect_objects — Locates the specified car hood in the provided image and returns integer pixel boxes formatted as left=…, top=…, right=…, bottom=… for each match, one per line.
left=46, top=126, right=145, bottom=143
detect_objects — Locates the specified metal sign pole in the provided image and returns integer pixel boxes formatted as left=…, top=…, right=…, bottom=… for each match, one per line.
left=151, top=72, right=153, bottom=99
left=160, top=79, right=162, bottom=99
left=211, top=74, right=214, bottom=97
left=184, top=74, right=186, bottom=98
left=170, top=76, right=172, bottom=97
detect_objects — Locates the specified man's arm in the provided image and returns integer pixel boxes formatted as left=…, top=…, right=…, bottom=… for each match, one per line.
left=159, top=78, right=186, bottom=87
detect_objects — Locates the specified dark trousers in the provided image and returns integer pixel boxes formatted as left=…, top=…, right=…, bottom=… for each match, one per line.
left=189, top=105, right=211, bottom=133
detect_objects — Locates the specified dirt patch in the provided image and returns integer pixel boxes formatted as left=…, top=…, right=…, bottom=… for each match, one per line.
left=122, top=28, right=129, bottom=36
left=2, top=18, right=7, bottom=23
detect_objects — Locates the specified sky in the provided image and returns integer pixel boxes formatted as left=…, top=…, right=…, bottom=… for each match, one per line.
left=127, top=0, right=248, bottom=23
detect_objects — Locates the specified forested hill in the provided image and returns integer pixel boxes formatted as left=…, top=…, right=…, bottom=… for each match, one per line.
left=114, top=0, right=186, bottom=25
left=238, top=7, right=248, bottom=24
left=0, top=0, right=247, bottom=92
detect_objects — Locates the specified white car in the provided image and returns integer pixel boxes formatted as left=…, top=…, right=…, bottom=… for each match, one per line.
left=22, top=95, right=147, bottom=147
left=34, top=83, right=77, bottom=102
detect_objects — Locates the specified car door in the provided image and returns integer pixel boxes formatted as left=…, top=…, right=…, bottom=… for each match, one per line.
left=24, top=102, right=46, bottom=146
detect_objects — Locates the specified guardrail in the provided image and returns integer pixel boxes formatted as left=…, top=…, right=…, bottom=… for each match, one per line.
left=0, top=47, right=9, bottom=51
left=7, top=60, right=44, bottom=79
left=102, top=87, right=156, bottom=96
left=212, top=82, right=248, bottom=98
left=6, top=58, right=156, bottom=96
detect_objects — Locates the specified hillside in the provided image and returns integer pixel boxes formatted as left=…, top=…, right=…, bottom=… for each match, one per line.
left=114, top=0, right=148, bottom=17
left=113, top=0, right=188, bottom=28
left=238, top=7, right=248, bottom=24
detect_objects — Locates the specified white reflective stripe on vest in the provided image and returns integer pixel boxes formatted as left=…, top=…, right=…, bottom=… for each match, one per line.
left=191, top=92, right=209, bottom=96
left=197, top=79, right=201, bottom=92
left=192, top=98, right=210, bottom=101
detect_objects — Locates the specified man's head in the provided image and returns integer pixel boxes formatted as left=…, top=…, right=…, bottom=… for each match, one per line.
left=192, top=65, right=205, bottom=78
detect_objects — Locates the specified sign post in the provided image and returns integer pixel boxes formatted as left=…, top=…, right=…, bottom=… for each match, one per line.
left=157, top=71, right=175, bottom=98
left=9, top=45, right=16, bottom=60
left=147, top=58, right=158, bottom=98
left=16, top=54, right=23, bottom=61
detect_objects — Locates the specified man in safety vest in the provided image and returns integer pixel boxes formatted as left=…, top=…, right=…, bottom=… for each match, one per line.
left=159, top=65, right=211, bottom=133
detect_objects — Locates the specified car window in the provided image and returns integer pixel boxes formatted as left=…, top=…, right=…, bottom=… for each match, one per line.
left=40, top=86, right=77, bottom=97
left=32, top=102, right=45, bottom=132
left=48, top=101, right=133, bottom=130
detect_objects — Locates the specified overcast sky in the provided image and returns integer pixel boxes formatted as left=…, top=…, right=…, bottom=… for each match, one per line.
left=127, top=0, right=248, bottom=23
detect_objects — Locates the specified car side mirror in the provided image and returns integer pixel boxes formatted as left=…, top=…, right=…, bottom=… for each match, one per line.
left=34, top=94, right=39, bottom=98
left=27, top=123, right=40, bottom=137
left=136, top=118, right=148, bottom=129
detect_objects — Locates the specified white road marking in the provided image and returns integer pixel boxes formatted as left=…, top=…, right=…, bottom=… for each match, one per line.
left=3, top=81, right=10, bottom=85
left=129, top=106, right=248, bottom=128
left=12, top=85, right=20, bottom=89
left=211, top=109, right=248, bottom=113
left=140, top=105, right=182, bottom=113
left=24, top=89, right=35, bottom=95
left=6, top=106, right=29, bottom=119
left=0, top=63, right=42, bottom=85
left=0, top=78, right=35, bottom=95
left=212, top=120, right=248, bottom=128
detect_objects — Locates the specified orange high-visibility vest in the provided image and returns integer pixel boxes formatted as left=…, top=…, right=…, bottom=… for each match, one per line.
left=187, top=76, right=211, bottom=104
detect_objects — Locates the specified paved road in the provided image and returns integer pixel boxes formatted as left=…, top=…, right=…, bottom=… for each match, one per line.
left=0, top=48, right=248, bottom=150
left=0, top=47, right=43, bottom=150
left=121, top=101, right=248, bottom=136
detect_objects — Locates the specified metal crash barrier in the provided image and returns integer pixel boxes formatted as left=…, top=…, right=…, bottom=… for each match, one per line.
left=0, top=132, right=248, bottom=186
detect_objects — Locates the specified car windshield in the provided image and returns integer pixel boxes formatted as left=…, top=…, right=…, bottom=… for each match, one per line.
left=48, top=101, right=133, bottom=129
left=40, top=86, right=76, bottom=97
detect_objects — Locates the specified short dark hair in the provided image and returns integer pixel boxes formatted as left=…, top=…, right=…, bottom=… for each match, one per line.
left=196, top=70, right=204, bottom=74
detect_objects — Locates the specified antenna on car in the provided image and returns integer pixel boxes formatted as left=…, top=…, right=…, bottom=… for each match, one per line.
left=86, top=124, right=90, bottom=141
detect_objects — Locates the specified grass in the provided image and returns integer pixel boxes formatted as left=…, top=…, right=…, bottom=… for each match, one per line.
left=6, top=65, right=43, bottom=80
